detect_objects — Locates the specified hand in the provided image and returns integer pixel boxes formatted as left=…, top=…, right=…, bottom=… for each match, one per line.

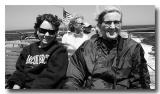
left=13, top=84, right=21, bottom=89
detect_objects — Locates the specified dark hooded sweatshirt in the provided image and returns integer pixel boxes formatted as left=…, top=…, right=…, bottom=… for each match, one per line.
left=7, top=40, right=68, bottom=89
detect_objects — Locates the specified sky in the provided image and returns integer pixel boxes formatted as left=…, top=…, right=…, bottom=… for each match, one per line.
left=5, top=5, right=155, bottom=30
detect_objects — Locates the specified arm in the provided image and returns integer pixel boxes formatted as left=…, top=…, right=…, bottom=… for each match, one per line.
left=7, top=48, right=28, bottom=88
left=63, top=48, right=87, bottom=89
left=31, top=47, right=68, bottom=89
left=63, top=40, right=96, bottom=89
left=130, top=44, right=150, bottom=89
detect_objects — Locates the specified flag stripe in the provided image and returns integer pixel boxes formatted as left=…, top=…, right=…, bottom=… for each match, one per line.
left=63, top=9, right=73, bottom=25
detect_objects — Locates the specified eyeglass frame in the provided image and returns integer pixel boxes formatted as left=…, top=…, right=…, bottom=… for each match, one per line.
left=38, top=28, right=57, bottom=35
left=102, top=21, right=121, bottom=26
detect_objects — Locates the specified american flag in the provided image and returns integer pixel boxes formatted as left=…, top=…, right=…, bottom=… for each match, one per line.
left=63, top=9, right=73, bottom=25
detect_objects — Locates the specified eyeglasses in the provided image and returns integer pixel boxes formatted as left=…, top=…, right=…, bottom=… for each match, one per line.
left=76, top=22, right=84, bottom=26
left=103, top=21, right=121, bottom=25
left=39, top=28, right=57, bottom=35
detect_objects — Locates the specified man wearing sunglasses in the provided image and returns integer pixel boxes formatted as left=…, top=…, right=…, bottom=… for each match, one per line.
left=7, top=14, right=68, bottom=89
left=63, top=6, right=150, bottom=89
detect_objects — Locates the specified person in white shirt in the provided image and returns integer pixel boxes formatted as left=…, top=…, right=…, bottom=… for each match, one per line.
left=62, top=16, right=89, bottom=55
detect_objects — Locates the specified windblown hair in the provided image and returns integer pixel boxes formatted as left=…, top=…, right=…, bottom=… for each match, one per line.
left=34, top=14, right=61, bottom=38
left=68, top=15, right=84, bottom=32
left=96, top=6, right=122, bottom=26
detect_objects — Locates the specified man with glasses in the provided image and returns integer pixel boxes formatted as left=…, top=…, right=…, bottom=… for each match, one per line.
left=63, top=6, right=150, bottom=89
left=6, top=14, right=68, bottom=89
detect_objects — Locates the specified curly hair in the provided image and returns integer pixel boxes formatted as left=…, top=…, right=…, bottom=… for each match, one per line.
left=96, top=6, right=122, bottom=26
left=68, top=15, right=84, bottom=32
left=34, top=14, right=61, bottom=38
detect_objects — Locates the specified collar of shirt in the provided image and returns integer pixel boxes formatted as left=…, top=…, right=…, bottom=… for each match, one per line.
left=73, top=33, right=83, bottom=38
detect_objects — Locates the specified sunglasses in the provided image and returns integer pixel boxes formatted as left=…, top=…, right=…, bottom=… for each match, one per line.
left=75, top=22, right=84, bottom=26
left=39, top=28, right=57, bottom=35
left=103, top=21, right=121, bottom=25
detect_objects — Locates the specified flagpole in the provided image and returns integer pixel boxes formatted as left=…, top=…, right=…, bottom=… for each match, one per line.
left=62, top=8, right=66, bottom=33
left=53, top=6, right=66, bottom=34
left=96, top=5, right=99, bottom=15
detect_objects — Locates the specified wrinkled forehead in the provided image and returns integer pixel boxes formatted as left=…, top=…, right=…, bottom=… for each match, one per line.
left=103, top=12, right=121, bottom=21
left=40, top=20, right=55, bottom=30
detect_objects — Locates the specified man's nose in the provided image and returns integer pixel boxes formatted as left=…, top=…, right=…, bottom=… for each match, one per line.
left=110, top=22, right=116, bottom=29
left=44, top=32, right=49, bottom=36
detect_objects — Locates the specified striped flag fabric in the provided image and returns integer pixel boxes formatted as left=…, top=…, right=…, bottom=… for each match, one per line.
left=63, top=9, right=73, bottom=25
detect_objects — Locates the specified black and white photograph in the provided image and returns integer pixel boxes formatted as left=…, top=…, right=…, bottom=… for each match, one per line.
left=5, top=5, right=156, bottom=90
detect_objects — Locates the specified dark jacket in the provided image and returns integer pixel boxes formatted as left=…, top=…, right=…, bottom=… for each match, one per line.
left=7, top=41, right=68, bottom=89
left=63, top=36, right=150, bottom=89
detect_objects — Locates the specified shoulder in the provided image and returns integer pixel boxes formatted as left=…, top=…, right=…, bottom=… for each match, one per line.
left=79, top=37, right=99, bottom=49
left=123, top=37, right=140, bottom=48
left=122, top=38, right=143, bottom=53
left=54, top=42, right=67, bottom=52
left=83, top=33, right=89, bottom=39
left=62, top=33, right=68, bottom=38
left=50, top=43, right=68, bottom=58
left=58, top=42, right=67, bottom=49
left=44, top=42, right=68, bottom=57
left=62, top=32, right=73, bottom=39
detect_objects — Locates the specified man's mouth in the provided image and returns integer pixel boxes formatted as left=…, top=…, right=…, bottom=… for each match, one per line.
left=105, top=29, right=118, bottom=39
left=108, top=29, right=117, bottom=35
left=109, top=30, right=115, bottom=35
